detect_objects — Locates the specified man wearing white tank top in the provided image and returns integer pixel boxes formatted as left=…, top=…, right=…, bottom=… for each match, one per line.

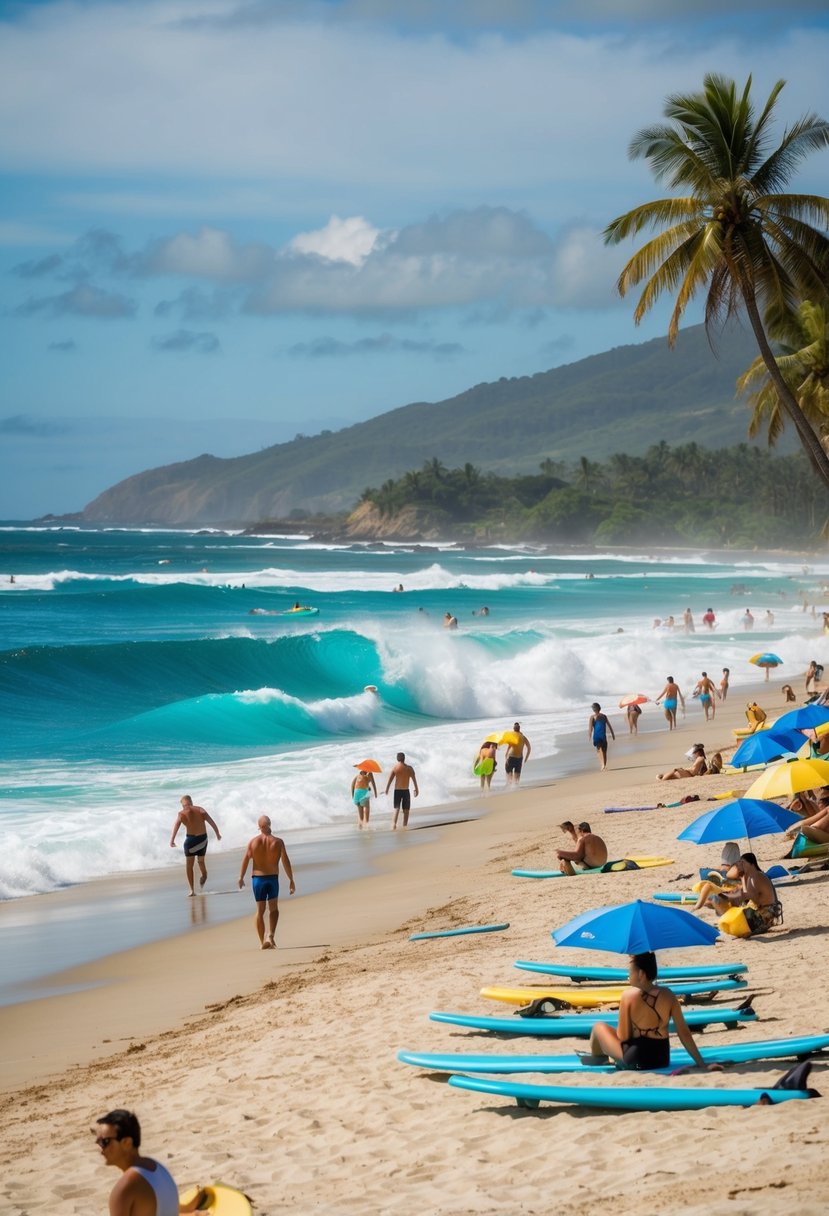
left=93, top=1109, right=179, bottom=1216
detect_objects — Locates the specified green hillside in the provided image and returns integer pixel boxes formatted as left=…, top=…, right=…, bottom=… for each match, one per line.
left=81, top=322, right=788, bottom=525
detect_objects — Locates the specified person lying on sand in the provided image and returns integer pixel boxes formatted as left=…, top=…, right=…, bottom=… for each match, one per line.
left=657, top=743, right=707, bottom=780
left=784, top=791, right=829, bottom=844
left=585, top=953, right=722, bottom=1071
left=556, top=820, right=608, bottom=875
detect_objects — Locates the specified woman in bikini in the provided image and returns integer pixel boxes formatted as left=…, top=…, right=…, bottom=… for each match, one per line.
left=586, top=953, right=721, bottom=1071
left=657, top=743, right=708, bottom=780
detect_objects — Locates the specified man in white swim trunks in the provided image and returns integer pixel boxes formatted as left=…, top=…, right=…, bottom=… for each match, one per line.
left=93, top=1108, right=179, bottom=1216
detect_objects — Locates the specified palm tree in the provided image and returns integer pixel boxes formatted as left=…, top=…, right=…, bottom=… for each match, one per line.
left=604, top=74, right=829, bottom=488
left=738, top=300, right=829, bottom=448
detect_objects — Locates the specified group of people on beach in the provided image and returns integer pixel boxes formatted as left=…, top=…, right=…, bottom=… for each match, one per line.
left=474, top=723, right=532, bottom=791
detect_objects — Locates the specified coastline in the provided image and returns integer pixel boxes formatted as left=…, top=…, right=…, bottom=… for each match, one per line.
left=4, top=677, right=828, bottom=1215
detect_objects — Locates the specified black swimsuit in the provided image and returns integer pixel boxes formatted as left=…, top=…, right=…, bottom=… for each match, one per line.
left=621, top=989, right=670, bottom=1070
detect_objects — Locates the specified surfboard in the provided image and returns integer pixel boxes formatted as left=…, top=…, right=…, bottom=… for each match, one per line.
left=446, top=1074, right=813, bottom=1111
left=652, top=892, right=699, bottom=905
left=282, top=606, right=319, bottom=616
left=398, top=1034, right=829, bottom=1075
left=429, top=1006, right=756, bottom=1037
left=479, top=978, right=747, bottom=1008
left=511, top=856, right=674, bottom=878
left=512, top=961, right=748, bottom=982
left=179, top=1183, right=252, bottom=1214
left=409, top=922, right=509, bottom=941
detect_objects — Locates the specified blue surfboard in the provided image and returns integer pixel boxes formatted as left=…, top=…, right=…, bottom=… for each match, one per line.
left=512, top=961, right=747, bottom=983
left=409, top=922, right=509, bottom=941
left=398, top=1034, right=829, bottom=1075
left=429, top=1006, right=756, bottom=1037
left=447, top=1074, right=814, bottom=1111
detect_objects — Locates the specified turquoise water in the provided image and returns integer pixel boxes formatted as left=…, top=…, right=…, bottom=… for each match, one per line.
left=1, top=524, right=826, bottom=899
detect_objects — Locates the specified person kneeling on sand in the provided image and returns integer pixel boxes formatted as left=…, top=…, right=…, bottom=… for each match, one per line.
left=556, top=820, right=608, bottom=875
left=657, top=743, right=708, bottom=781
left=696, top=852, right=778, bottom=934
left=239, top=815, right=296, bottom=949
left=585, top=953, right=722, bottom=1071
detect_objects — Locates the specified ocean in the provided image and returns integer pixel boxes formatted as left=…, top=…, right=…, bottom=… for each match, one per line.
left=1, top=525, right=826, bottom=905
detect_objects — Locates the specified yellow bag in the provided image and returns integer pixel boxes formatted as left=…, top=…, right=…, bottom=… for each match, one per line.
left=719, top=906, right=751, bottom=938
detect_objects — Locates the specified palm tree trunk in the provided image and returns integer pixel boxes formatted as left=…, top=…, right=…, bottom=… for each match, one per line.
left=741, top=288, right=829, bottom=491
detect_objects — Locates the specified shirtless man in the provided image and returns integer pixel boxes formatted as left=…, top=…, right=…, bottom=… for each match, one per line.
left=170, top=795, right=221, bottom=896
left=693, top=671, right=717, bottom=721
left=93, top=1108, right=179, bottom=1216
left=655, top=675, right=685, bottom=730
left=384, top=751, right=419, bottom=830
left=556, top=820, right=608, bottom=875
left=700, top=852, right=778, bottom=935
left=504, top=722, right=531, bottom=785
left=785, top=792, right=829, bottom=844
left=238, top=815, right=295, bottom=949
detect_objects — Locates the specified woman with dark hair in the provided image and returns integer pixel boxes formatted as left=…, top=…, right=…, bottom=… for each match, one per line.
left=585, top=954, right=721, bottom=1071
left=657, top=743, right=707, bottom=780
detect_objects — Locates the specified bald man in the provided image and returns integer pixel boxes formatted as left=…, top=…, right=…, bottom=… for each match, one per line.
left=239, top=816, right=296, bottom=949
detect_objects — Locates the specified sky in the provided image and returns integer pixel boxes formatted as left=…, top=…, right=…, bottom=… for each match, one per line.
left=1, top=0, right=828, bottom=518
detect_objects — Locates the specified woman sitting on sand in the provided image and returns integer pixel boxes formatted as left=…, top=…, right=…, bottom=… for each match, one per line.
left=657, top=743, right=707, bottom=780
left=692, top=842, right=741, bottom=910
left=586, top=953, right=722, bottom=1071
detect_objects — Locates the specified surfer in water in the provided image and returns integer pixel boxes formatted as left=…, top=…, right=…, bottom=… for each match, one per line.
left=585, top=953, right=723, bottom=1071
left=238, top=815, right=296, bottom=949
left=170, top=795, right=221, bottom=896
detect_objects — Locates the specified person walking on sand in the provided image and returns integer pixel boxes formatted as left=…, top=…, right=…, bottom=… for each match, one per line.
left=588, top=702, right=615, bottom=770
left=693, top=671, right=717, bottom=721
left=170, top=795, right=221, bottom=896
left=504, top=722, right=531, bottom=785
left=719, top=668, right=730, bottom=702
left=385, top=751, right=419, bottom=830
left=351, top=767, right=377, bottom=828
left=557, top=820, right=608, bottom=875
left=474, top=740, right=498, bottom=792
left=655, top=676, right=685, bottom=730
left=93, top=1108, right=179, bottom=1216
left=626, top=702, right=642, bottom=735
left=238, top=815, right=295, bottom=949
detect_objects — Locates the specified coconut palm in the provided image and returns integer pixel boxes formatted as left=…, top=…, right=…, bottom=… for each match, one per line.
left=738, top=299, right=829, bottom=448
left=604, top=74, right=829, bottom=487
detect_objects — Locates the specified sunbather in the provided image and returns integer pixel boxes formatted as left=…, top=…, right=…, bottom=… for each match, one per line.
left=657, top=743, right=707, bottom=780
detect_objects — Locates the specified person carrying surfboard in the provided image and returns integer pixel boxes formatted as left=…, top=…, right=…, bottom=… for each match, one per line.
left=93, top=1108, right=179, bottom=1216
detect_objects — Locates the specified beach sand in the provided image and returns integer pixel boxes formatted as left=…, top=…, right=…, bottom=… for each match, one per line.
left=2, top=685, right=827, bottom=1215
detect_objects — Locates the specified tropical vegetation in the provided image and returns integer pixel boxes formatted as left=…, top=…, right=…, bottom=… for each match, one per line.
left=739, top=300, right=829, bottom=449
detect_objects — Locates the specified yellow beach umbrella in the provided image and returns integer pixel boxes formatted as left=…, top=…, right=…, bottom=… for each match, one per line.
left=746, top=757, right=829, bottom=800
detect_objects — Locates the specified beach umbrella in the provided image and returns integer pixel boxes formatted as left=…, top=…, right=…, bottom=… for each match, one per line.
left=677, top=798, right=801, bottom=850
left=731, top=728, right=808, bottom=769
left=749, top=653, right=783, bottom=681
left=746, top=757, right=829, bottom=800
left=353, top=758, right=382, bottom=773
left=619, top=694, right=649, bottom=708
left=771, top=704, right=829, bottom=732
left=552, top=899, right=719, bottom=954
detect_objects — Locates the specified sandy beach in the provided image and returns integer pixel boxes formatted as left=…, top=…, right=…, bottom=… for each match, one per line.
left=2, top=683, right=828, bottom=1216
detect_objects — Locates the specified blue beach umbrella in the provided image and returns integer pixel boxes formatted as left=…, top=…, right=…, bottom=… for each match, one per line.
left=772, top=704, right=829, bottom=732
left=731, top=728, right=807, bottom=768
left=677, top=798, right=801, bottom=849
left=552, top=899, right=719, bottom=954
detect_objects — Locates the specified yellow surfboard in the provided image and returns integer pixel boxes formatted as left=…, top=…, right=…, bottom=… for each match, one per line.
left=480, top=985, right=629, bottom=1008
left=179, top=1184, right=252, bottom=1215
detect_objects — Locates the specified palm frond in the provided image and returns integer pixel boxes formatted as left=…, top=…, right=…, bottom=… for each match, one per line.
left=615, top=223, right=704, bottom=297
left=752, top=116, right=829, bottom=194
left=604, top=202, right=701, bottom=245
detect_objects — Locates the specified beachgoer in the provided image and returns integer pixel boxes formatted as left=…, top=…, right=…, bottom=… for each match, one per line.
left=169, top=795, right=221, bottom=896
left=698, top=852, right=778, bottom=934
left=474, top=740, right=497, bottom=792
left=586, top=953, right=722, bottom=1071
left=765, top=609, right=775, bottom=626
left=93, top=1109, right=179, bottom=1216
left=693, top=671, right=717, bottom=721
left=588, top=702, right=615, bottom=771
left=556, top=820, right=608, bottom=876
left=806, top=660, right=819, bottom=697
left=683, top=607, right=695, bottom=633
left=743, top=608, right=755, bottom=630
left=691, top=842, right=742, bottom=910
left=626, top=702, right=642, bottom=735
left=785, top=798, right=829, bottom=844
left=702, top=607, right=716, bottom=630
left=238, top=815, right=295, bottom=949
left=655, top=675, right=685, bottom=730
left=504, top=722, right=531, bottom=785
left=652, top=618, right=662, bottom=629
left=665, top=615, right=675, bottom=630
left=351, top=768, right=378, bottom=828
left=385, top=751, right=419, bottom=830
left=657, top=743, right=707, bottom=780
left=719, top=667, right=730, bottom=702
left=781, top=683, right=797, bottom=703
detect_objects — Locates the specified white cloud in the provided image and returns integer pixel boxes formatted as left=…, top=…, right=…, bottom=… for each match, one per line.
left=141, top=227, right=274, bottom=280
left=287, top=215, right=382, bottom=265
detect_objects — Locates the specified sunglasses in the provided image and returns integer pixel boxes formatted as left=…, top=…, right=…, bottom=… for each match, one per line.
left=93, top=1134, right=121, bottom=1148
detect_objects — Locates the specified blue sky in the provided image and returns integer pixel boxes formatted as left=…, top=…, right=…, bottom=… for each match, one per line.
left=2, top=0, right=828, bottom=517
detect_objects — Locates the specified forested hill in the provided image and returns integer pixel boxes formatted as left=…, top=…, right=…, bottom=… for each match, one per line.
left=80, top=321, right=784, bottom=525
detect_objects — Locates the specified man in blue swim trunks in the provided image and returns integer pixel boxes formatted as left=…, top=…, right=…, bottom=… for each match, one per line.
left=170, top=795, right=222, bottom=896
left=693, top=671, right=717, bottom=721
left=238, top=815, right=296, bottom=949
left=655, top=675, right=685, bottom=731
